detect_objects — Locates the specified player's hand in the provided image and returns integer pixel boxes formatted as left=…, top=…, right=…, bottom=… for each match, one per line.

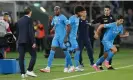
left=124, top=31, right=129, bottom=37
left=94, top=31, right=99, bottom=39
left=32, top=43, right=36, bottom=48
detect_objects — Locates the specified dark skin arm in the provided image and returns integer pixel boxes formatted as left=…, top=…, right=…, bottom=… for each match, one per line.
left=64, top=24, right=71, bottom=43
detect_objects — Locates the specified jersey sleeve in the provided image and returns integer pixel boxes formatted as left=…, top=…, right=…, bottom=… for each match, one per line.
left=104, top=23, right=113, bottom=28
left=68, top=17, right=74, bottom=25
left=63, top=16, right=69, bottom=25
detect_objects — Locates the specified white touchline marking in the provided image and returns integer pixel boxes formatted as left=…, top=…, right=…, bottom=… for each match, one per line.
left=38, top=64, right=64, bottom=66
left=53, top=65, right=133, bottom=80
left=37, top=63, right=126, bottom=66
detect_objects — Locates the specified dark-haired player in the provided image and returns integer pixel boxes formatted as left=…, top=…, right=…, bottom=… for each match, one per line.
left=92, top=5, right=116, bottom=70
left=93, top=15, right=129, bottom=71
left=65, top=6, right=86, bottom=72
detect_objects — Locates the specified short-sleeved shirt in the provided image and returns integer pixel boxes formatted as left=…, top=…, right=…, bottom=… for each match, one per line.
left=102, top=22, right=123, bottom=42
left=51, top=14, right=69, bottom=38
left=69, top=15, right=79, bottom=39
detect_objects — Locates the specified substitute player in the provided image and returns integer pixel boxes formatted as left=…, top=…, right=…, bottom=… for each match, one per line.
left=92, top=6, right=116, bottom=70
left=93, top=15, right=129, bottom=71
left=40, top=6, right=73, bottom=73
left=65, top=6, right=86, bottom=72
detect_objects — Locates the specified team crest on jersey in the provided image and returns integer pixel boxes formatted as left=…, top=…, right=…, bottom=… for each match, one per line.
left=113, top=28, right=119, bottom=34
left=110, top=17, right=112, bottom=19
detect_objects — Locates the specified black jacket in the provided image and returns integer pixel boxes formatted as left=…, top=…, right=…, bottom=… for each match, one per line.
left=16, top=16, right=35, bottom=44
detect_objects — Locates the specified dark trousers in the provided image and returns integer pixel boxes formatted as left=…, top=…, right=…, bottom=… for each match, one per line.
left=18, top=43, right=37, bottom=74
left=99, top=38, right=112, bottom=65
left=36, top=38, right=44, bottom=51
left=78, top=38, right=94, bottom=65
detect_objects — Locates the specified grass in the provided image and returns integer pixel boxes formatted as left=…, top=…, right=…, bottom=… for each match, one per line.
left=0, top=48, right=133, bottom=80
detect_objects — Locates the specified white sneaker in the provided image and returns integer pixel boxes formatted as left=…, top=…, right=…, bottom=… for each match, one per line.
left=68, top=66, right=75, bottom=73
left=75, top=67, right=84, bottom=72
left=64, top=68, right=68, bottom=73
left=21, top=74, right=28, bottom=78
left=26, top=71, right=37, bottom=77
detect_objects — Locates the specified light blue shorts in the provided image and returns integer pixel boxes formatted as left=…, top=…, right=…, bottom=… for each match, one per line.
left=51, top=36, right=65, bottom=48
left=68, top=39, right=79, bottom=51
left=102, top=41, right=113, bottom=52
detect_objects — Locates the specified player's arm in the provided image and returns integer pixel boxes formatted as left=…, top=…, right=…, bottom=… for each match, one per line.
left=94, top=24, right=104, bottom=39
left=50, top=17, right=55, bottom=34
left=64, top=24, right=71, bottom=43
left=63, top=16, right=71, bottom=43
left=66, top=24, right=71, bottom=37
left=50, top=27, right=55, bottom=34
left=119, top=31, right=129, bottom=38
left=94, top=23, right=113, bottom=39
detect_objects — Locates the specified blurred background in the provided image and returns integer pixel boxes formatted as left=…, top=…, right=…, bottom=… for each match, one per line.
left=0, top=1, right=132, bottom=53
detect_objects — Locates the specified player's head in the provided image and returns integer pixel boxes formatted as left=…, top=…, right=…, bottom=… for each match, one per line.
left=81, top=10, right=87, bottom=20
left=3, top=13, right=9, bottom=21
left=24, top=7, right=32, bottom=17
left=54, top=6, right=61, bottom=16
left=74, top=6, right=86, bottom=17
left=116, top=15, right=124, bottom=25
left=104, top=5, right=111, bottom=16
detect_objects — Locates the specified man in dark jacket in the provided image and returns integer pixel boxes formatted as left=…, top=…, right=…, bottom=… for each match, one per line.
left=78, top=10, right=94, bottom=67
left=16, top=7, right=37, bottom=78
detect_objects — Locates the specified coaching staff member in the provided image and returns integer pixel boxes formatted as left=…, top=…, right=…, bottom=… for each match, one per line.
left=78, top=10, right=94, bottom=67
left=16, top=7, right=37, bottom=78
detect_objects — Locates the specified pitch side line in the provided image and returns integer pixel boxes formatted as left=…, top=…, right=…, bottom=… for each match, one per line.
left=53, top=65, right=133, bottom=80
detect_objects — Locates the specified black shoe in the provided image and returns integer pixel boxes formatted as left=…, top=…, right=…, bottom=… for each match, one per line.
left=108, top=66, right=115, bottom=70
left=99, top=66, right=104, bottom=70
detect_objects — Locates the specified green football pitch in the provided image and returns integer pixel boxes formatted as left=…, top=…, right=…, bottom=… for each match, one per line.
left=0, top=48, right=133, bottom=80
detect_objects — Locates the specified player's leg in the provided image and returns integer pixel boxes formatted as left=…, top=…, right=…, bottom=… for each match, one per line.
left=98, top=41, right=104, bottom=70
left=93, top=41, right=109, bottom=71
left=104, top=45, right=117, bottom=68
left=40, top=37, right=58, bottom=73
left=71, top=39, right=84, bottom=72
left=92, top=53, right=108, bottom=71
left=63, top=48, right=74, bottom=72
left=60, top=39, right=73, bottom=73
